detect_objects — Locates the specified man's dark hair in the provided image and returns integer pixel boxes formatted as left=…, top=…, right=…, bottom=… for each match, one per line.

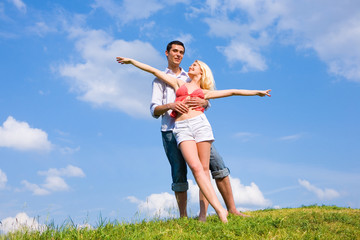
left=166, top=40, right=185, bottom=53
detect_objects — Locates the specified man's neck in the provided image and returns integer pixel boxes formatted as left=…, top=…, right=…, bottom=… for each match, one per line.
left=168, top=64, right=182, bottom=76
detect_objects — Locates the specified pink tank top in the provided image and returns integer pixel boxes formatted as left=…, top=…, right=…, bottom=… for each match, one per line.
left=170, top=84, right=205, bottom=118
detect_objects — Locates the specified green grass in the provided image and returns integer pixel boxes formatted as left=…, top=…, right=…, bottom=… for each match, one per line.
left=2, top=206, right=360, bottom=239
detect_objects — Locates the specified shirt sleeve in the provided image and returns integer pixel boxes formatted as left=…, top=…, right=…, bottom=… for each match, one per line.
left=150, top=78, right=165, bottom=119
left=205, top=100, right=211, bottom=111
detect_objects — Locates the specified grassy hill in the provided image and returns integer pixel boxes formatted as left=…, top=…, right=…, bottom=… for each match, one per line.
left=2, top=205, right=360, bottom=239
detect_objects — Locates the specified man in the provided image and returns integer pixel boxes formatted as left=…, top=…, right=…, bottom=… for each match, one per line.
left=150, top=40, right=248, bottom=220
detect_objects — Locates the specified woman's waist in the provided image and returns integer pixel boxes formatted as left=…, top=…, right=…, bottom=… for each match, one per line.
left=175, top=110, right=204, bottom=122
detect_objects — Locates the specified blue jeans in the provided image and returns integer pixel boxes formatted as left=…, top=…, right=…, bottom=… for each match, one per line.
left=162, top=131, right=230, bottom=192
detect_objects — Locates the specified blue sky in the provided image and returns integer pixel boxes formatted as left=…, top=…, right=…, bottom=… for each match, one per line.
left=1, top=0, right=360, bottom=232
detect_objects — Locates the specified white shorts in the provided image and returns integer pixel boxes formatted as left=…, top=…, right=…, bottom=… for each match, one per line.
left=173, top=114, right=215, bottom=146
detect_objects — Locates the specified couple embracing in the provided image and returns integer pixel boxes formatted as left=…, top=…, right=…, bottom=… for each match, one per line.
left=117, top=41, right=271, bottom=223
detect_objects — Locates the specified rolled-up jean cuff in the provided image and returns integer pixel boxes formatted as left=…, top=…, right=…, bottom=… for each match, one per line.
left=172, top=182, right=189, bottom=192
left=211, top=167, right=230, bottom=179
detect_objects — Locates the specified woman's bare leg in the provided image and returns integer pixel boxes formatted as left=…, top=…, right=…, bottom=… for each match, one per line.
left=197, top=141, right=211, bottom=222
left=179, top=140, right=228, bottom=223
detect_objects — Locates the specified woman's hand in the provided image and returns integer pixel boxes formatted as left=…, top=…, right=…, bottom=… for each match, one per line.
left=116, top=57, right=132, bottom=64
left=115, top=56, right=179, bottom=90
left=257, top=89, right=272, bottom=97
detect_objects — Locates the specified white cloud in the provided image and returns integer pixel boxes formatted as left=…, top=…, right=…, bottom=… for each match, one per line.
left=8, top=0, right=26, bottom=13
left=197, top=0, right=281, bottom=71
left=139, top=21, right=156, bottom=32
left=126, top=192, right=177, bottom=218
left=38, top=165, right=86, bottom=178
left=95, top=0, right=165, bottom=23
left=0, top=116, right=52, bottom=152
left=126, top=196, right=141, bottom=204
left=0, top=169, right=7, bottom=189
left=234, top=132, right=259, bottom=142
left=299, top=179, right=340, bottom=200
left=27, top=22, right=57, bottom=37
left=229, top=177, right=272, bottom=206
left=204, top=17, right=246, bottom=38
left=59, top=146, right=80, bottom=155
left=21, top=180, right=50, bottom=196
left=188, top=178, right=271, bottom=207
left=203, top=13, right=270, bottom=71
left=0, top=3, right=7, bottom=21
left=220, top=41, right=267, bottom=72
left=276, top=1, right=360, bottom=81
left=177, top=33, right=194, bottom=46
left=76, top=223, right=93, bottom=230
left=92, top=0, right=189, bottom=24
left=0, top=212, right=45, bottom=234
left=42, top=176, right=69, bottom=192
left=57, top=28, right=165, bottom=117
left=199, top=0, right=360, bottom=81
left=22, top=165, right=85, bottom=195
left=279, top=133, right=303, bottom=141
left=92, top=0, right=163, bottom=23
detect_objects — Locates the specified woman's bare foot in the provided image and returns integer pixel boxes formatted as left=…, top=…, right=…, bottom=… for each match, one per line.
left=217, top=208, right=228, bottom=223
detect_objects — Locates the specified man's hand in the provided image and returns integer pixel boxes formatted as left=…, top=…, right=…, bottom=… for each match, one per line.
left=184, top=97, right=208, bottom=109
left=171, top=102, right=189, bottom=114
left=153, top=101, right=189, bottom=117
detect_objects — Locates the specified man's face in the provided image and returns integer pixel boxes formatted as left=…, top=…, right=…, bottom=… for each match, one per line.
left=165, top=44, right=185, bottom=66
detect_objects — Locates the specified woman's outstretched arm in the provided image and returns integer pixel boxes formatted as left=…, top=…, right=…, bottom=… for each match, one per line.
left=204, top=89, right=271, bottom=100
left=116, top=57, right=181, bottom=90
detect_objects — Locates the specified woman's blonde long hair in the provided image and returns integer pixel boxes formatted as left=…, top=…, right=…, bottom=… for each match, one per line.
left=196, top=60, right=216, bottom=90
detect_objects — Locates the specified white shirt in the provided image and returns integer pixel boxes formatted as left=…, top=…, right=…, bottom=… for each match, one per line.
left=150, top=67, right=190, bottom=131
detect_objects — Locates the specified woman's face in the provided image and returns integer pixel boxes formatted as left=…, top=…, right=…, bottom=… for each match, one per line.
left=188, top=61, right=202, bottom=77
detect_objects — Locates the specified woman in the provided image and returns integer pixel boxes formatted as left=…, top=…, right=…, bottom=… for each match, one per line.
left=116, top=57, right=271, bottom=223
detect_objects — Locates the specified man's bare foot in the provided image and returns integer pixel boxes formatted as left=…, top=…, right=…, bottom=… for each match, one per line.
left=198, top=215, right=206, bottom=222
left=236, top=212, right=252, bottom=217
left=229, top=209, right=252, bottom=217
